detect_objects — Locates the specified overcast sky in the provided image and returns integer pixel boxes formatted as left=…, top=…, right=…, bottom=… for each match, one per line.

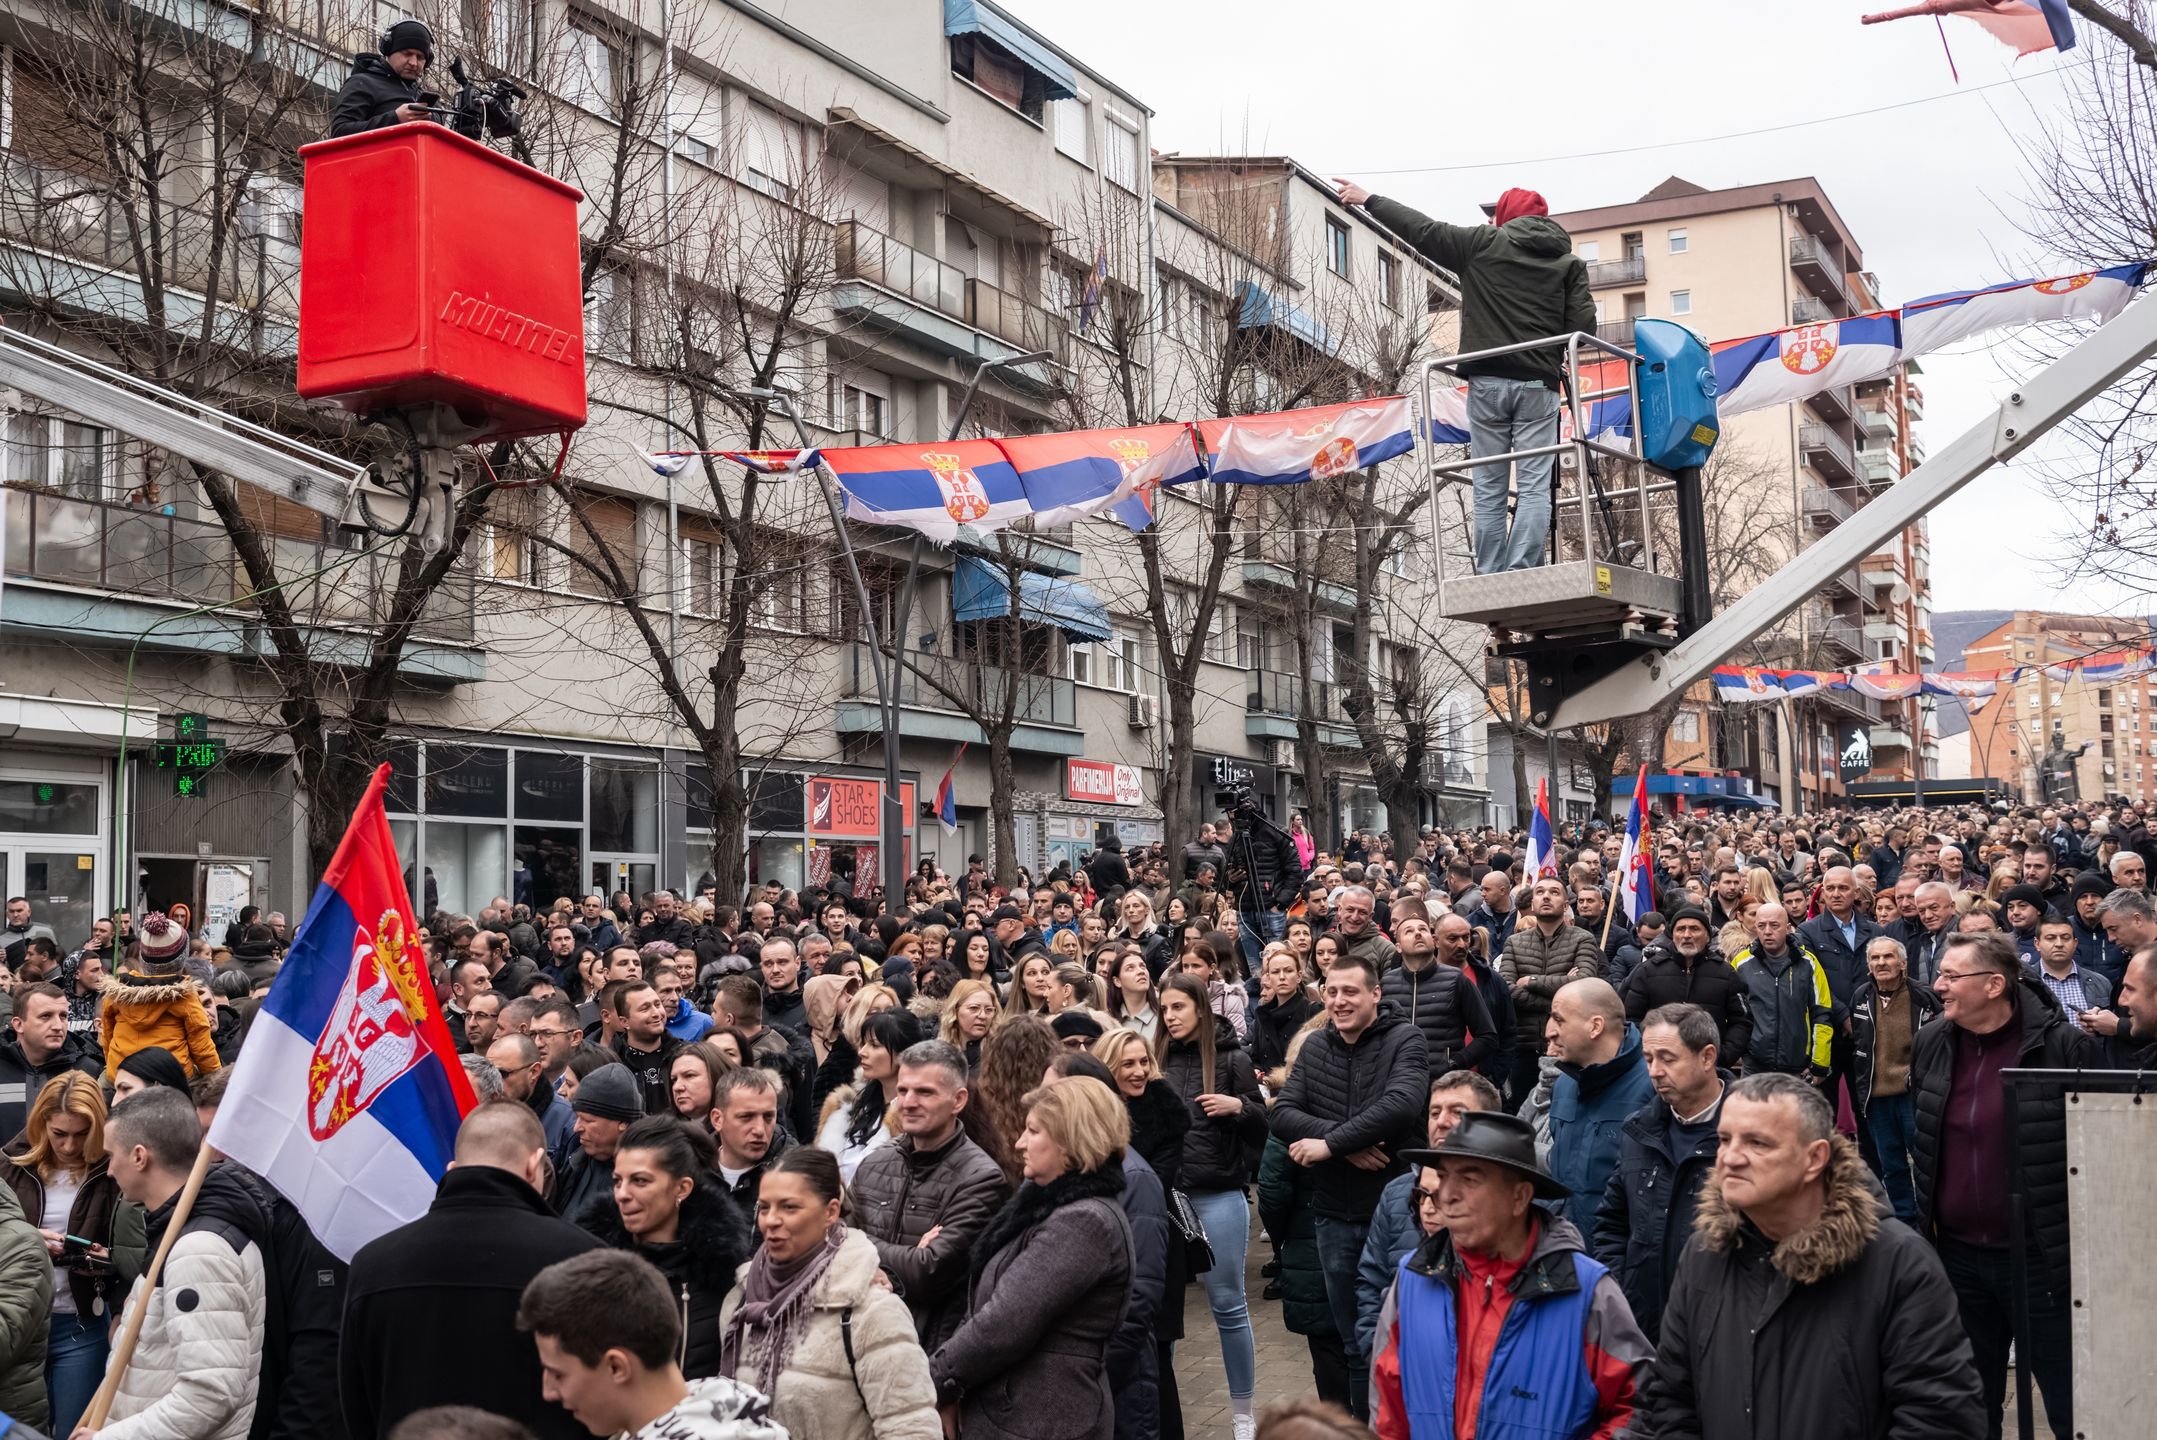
left=1005, top=0, right=2142, bottom=618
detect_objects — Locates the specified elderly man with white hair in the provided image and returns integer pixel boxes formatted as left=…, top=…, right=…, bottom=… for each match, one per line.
left=2109, top=848, right=2147, bottom=894
left=1896, top=881, right=1959, bottom=988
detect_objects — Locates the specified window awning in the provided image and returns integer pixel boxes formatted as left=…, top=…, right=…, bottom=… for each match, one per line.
left=1236, top=280, right=1332, bottom=353
left=943, top=0, right=1080, bottom=101
left=952, top=555, right=1111, bottom=642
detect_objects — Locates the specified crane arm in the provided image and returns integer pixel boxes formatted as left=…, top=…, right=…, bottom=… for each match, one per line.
left=1547, top=291, right=2157, bottom=730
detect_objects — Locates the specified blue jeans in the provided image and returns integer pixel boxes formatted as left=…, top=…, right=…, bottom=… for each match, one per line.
left=48, top=1308, right=109, bottom=1436
left=1187, top=1188, right=1257, bottom=1401
left=1311, top=1213, right=1372, bottom=1419
left=1237, top=908, right=1283, bottom=982
left=1468, top=375, right=1562, bottom=573
left=1864, top=1092, right=1918, bottom=1221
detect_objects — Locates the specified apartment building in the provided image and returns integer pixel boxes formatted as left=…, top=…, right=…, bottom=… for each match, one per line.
left=1550, top=176, right=1937, bottom=806
left=0, top=0, right=1480, bottom=939
left=1965, top=612, right=2155, bottom=804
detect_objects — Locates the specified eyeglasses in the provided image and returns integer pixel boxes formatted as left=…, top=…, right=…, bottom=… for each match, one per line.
left=529, top=1027, right=571, bottom=1040
left=1934, top=968, right=1994, bottom=986
left=1413, top=1187, right=1442, bottom=1207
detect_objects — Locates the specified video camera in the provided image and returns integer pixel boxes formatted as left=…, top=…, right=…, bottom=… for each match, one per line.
left=1223, top=781, right=1263, bottom=819
left=434, top=57, right=523, bottom=142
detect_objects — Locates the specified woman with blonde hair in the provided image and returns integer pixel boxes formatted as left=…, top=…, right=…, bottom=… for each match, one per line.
left=938, top=978, right=999, bottom=1071
left=0, top=1072, right=134, bottom=1433
left=1051, top=964, right=1106, bottom=1013
left=812, top=982, right=900, bottom=1110
left=1089, top=1029, right=1188, bottom=1192
left=928, top=1078, right=1134, bottom=1440
left=1050, top=928, right=1083, bottom=964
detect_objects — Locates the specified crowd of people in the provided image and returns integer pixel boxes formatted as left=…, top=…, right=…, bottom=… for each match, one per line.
left=2, top=792, right=2153, bottom=1440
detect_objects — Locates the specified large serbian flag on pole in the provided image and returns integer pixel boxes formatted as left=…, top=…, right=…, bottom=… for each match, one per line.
left=1614, top=763, right=1654, bottom=924
left=207, top=764, right=476, bottom=1260
left=1522, top=776, right=1560, bottom=881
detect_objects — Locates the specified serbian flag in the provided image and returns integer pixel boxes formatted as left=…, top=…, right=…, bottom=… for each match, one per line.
left=1614, top=764, right=1654, bottom=923
left=1712, top=313, right=1902, bottom=417
left=931, top=741, right=966, bottom=832
left=1902, top=262, right=2147, bottom=356
left=2078, top=649, right=2155, bottom=682
left=1001, top=424, right=1205, bottom=531
left=822, top=439, right=1031, bottom=545
left=206, top=765, right=476, bottom=1261
left=1197, top=396, right=1415, bottom=485
left=1849, top=667, right=1925, bottom=700
left=1713, top=666, right=1786, bottom=703
left=1922, top=671, right=2000, bottom=699
left=1861, top=1, right=2075, bottom=59
left=1522, top=777, right=1559, bottom=880
left=1428, top=384, right=1471, bottom=446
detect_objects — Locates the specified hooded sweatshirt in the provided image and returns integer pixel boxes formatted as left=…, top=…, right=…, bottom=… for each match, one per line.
left=628, top=1375, right=792, bottom=1440
left=1362, top=197, right=1595, bottom=384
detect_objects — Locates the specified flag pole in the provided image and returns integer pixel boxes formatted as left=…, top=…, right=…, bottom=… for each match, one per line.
left=1600, top=881, right=1620, bottom=949
left=80, top=1140, right=216, bottom=1429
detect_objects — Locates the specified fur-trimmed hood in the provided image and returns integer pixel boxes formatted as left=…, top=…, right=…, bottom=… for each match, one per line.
left=577, top=1179, right=751, bottom=1297
left=1692, top=1130, right=1879, bottom=1284
left=100, top=969, right=208, bottom=1005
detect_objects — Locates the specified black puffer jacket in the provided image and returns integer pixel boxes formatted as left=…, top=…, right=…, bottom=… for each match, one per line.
left=1379, top=958, right=1497, bottom=1077
left=1588, top=1077, right=1731, bottom=1344
left=1643, top=1134, right=1983, bottom=1440
left=1619, top=942, right=1753, bottom=1060
left=577, top=1181, right=751, bottom=1379
left=1159, top=1029, right=1267, bottom=1193
left=1220, top=814, right=1302, bottom=912
left=1268, top=1003, right=1429, bottom=1218
left=1122, top=1079, right=1190, bottom=1194
left=1910, top=978, right=2103, bottom=1301
left=329, top=53, right=425, bottom=137
left=1248, top=993, right=1320, bottom=1082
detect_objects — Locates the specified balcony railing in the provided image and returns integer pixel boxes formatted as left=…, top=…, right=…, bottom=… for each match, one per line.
left=1791, top=296, right=1835, bottom=325
left=964, top=277, right=1068, bottom=360
left=0, top=155, right=298, bottom=317
left=1789, top=232, right=1856, bottom=312
left=1249, top=670, right=1351, bottom=726
left=1861, top=408, right=1898, bottom=442
left=834, top=219, right=966, bottom=324
left=1802, top=484, right=1855, bottom=528
left=4, top=485, right=474, bottom=643
left=1595, top=318, right=1637, bottom=346
left=846, top=643, right=1076, bottom=728
left=1809, top=384, right=1857, bottom=423
left=1586, top=256, right=1645, bottom=288
left=1860, top=450, right=1897, bottom=487
left=1800, top=421, right=1857, bottom=481
left=1817, top=613, right=1867, bottom=660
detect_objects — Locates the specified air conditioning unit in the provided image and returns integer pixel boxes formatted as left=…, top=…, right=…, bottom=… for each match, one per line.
left=1271, top=739, right=1298, bottom=769
left=1127, top=693, right=1159, bottom=728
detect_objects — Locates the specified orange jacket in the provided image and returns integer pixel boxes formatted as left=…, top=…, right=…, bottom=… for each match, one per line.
left=96, top=971, right=223, bottom=1079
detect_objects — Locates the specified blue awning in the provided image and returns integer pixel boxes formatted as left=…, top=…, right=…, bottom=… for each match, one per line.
left=944, top=0, right=1080, bottom=101
left=952, top=555, right=1112, bottom=642
left=1236, top=280, right=1332, bottom=353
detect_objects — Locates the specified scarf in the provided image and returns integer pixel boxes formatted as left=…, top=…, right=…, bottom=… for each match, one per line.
left=968, top=1164, right=1127, bottom=1284
left=720, top=1224, right=846, bottom=1385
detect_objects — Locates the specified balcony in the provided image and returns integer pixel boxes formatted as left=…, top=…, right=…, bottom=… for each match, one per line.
left=1861, top=548, right=1905, bottom=586
left=1802, top=483, right=1855, bottom=528
left=1800, top=421, right=1857, bottom=482
left=964, top=277, right=1068, bottom=361
left=1245, top=670, right=1359, bottom=747
left=1791, top=296, right=1834, bottom=326
left=1860, top=450, right=1898, bottom=487
left=837, top=643, right=1080, bottom=754
left=1862, top=408, right=1898, bottom=444
left=2, top=485, right=480, bottom=676
left=831, top=220, right=1057, bottom=379
left=1586, top=256, right=1646, bottom=289
left=1595, top=318, right=1638, bottom=346
left=1909, top=433, right=1928, bottom=466
left=1822, top=563, right=1864, bottom=602
left=1808, top=383, right=1858, bottom=424
left=0, top=156, right=298, bottom=349
left=1789, top=232, right=1855, bottom=311
left=1871, top=722, right=1915, bottom=752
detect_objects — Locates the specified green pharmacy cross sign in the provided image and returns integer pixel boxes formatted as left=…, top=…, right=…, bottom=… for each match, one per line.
left=153, top=713, right=227, bottom=799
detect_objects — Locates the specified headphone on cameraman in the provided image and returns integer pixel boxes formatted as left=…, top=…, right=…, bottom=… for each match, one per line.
left=379, top=18, right=435, bottom=60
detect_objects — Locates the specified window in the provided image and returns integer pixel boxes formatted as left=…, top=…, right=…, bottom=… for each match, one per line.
left=5, top=413, right=106, bottom=497
left=562, top=18, right=619, bottom=114
left=1205, top=599, right=1237, bottom=666
left=670, top=71, right=724, bottom=167
left=1673, top=708, right=1702, bottom=742
left=477, top=490, right=542, bottom=585
left=1577, top=240, right=1600, bottom=263
left=1326, top=216, right=1351, bottom=278
left=1622, top=230, right=1644, bottom=260
left=585, top=265, right=633, bottom=359
left=1103, top=624, right=1152, bottom=693
left=1668, top=227, right=1689, bottom=254
left=237, top=172, right=302, bottom=258
left=1102, top=108, right=1140, bottom=192
left=685, top=535, right=723, bottom=615
left=1052, top=97, right=1089, bottom=164
left=1378, top=252, right=1400, bottom=311
left=569, top=491, right=638, bottom=598
left=739, top=100, right=804, bottom=204
left=1669, top=289, right=1692, bottom=316
left=949, top=34, right=1044, bottom=121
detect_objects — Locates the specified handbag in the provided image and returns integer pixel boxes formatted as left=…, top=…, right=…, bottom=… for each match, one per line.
left=1167, top=1187, right=1216, bottom=1274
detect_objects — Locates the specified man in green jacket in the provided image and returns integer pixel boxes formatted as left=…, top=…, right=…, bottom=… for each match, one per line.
left=1333, top=181, right=1594, bottom=576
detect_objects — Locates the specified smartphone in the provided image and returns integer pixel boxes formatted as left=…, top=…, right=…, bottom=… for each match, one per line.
left=60, top=1233, right=94, bottom=1260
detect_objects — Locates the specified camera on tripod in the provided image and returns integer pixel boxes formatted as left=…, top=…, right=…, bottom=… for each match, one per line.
left=436, top=57, right=524, bottom=142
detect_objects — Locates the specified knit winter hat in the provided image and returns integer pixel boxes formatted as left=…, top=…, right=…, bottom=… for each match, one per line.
left=571, top=1063, right=644, bottom=1122
left=1667, top=905, right=1712, bottom=931
left=136, top=911, right=189, bottom=965
left=380, top=18, right=435, bottom=62
left=2001, top=884, right=2047, bottom=913
left=2071, top=872, right=2115, bottom=903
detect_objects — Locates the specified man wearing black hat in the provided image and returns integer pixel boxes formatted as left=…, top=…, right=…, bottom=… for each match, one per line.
left=330, top=18, right=437, bottom=137
left=1369, top=1110, right=1649, bottom=1440
left=550, top=1061, right=641, bottom=1222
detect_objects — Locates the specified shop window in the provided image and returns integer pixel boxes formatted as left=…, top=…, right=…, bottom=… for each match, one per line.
left=514, top=750, right=584, bottom=823
left=426, top=745, right=508, bottom=818
left=592, top=760, right=660, bottom=852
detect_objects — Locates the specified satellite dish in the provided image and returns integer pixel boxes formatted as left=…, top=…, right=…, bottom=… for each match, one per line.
left=1889, top=580, right=1913, bottom=605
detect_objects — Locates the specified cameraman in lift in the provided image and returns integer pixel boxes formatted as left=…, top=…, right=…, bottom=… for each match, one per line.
left=330, top=19, right=437, bottom=136
left=1220, top=784, right=1304, bottom=979
left=330, top=18, right=523, bottom=142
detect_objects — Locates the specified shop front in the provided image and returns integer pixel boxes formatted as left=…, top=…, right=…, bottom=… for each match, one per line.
left=1195, top=753, right=1279, bottom=820
left=1046, top=759, right=1162, bottom=872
